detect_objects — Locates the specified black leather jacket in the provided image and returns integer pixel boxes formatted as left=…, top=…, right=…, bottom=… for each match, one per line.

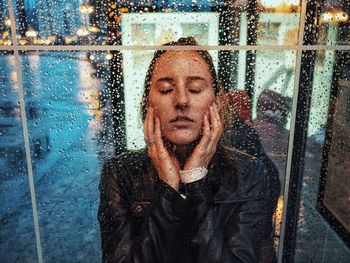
left=98, top=146, right=273, bottom=263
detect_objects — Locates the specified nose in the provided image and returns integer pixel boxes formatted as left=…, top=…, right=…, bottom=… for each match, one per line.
left=174, top=87, right=189, bottom=110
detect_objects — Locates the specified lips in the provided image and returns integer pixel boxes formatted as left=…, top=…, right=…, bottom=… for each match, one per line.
left=170, top=115, right=194, bottom=123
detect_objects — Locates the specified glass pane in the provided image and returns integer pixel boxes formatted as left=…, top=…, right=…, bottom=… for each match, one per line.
left=316, top=0, right=349, bottom=45
left=0, top=0, right=12, bottom=46
left=120, top=3, right=301, bottom=46
left=21, top=50, right=114, bottom=261
left=295, top=51, right=350, bottom=260
left=251, top=49, right=295, bottom=193
left=12, top=0, right=108, bottom=45
left=10, top=0, right=302, bottom=46
left=0, top=51, right=37, bottom=262
left=251, top=50, right=296, bottom=253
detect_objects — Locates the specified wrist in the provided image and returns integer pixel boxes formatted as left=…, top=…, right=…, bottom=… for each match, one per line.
left=179, top=167, right=208, bottom=184
left=183, top=161, right=209, bottom=172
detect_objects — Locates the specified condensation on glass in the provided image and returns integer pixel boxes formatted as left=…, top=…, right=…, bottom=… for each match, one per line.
left=294, top=53, right=350, bottom=261
left=0, top=0, right=12, bottom=45
left=0, top=0, right=349, bottom=262
left=0, top=51, right=38, bottom=262
left=6, top=0, right=303, bottom=46
left=293, top=0, right=350, bottom=260
left=18, top=50, right=114, bottom=262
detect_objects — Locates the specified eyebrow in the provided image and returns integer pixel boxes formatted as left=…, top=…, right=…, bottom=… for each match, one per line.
left=187, top=76, right=207, bottom=82
left=156, top=77, right=174, bottom=83
left=156, top=76, right=208, bottom=83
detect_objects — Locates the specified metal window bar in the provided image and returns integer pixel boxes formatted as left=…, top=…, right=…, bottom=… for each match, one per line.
left=277, top=0, right=308, bottom=261
left=1, top=45, right=350, bottom=51
left=7, top=0, right=43, bottom=263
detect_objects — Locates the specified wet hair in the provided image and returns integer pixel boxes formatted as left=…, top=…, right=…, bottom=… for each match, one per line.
left=140, top=36, right=221, bottom=122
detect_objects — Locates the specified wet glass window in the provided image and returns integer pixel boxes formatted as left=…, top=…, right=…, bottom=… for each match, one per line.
left=0, top=0, right=349, bottom=262
left=0, top=51, right=38, bottom=261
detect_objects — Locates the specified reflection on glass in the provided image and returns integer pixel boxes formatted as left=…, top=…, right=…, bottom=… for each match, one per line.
left=20, top=51, right=114, bottom=261
left=0, top=52, right=38, bottom=262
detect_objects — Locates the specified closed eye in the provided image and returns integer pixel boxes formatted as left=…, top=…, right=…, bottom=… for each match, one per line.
left=188, top=88, right=202, bottom=94
left=159, top=88, right=173, bottom=94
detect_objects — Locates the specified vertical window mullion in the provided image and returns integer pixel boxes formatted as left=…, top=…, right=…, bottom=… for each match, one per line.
left=278, top=0, right=320, bottom=261
left=7, top=1, right=44, bottom=263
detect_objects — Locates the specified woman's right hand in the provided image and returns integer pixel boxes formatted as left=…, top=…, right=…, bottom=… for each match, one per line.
left=144, top=107, right=181, bottom=191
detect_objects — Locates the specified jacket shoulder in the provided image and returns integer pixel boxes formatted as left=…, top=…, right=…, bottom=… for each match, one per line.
left=104, top=149, right=148, bottom=169
left=101, top=149, right=149, bottom=183
left=220, top=144, right=259, bottom=167
left=219, top=145, right=267, bottom=193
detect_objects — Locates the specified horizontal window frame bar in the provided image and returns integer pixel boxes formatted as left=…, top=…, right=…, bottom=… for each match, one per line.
left=0, top=45, right=350, bottom=51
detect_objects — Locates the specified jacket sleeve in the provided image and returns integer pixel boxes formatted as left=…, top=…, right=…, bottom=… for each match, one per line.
left=182, top=160, right=270, bottom=263
left=98, top=158, right=187, bottom=263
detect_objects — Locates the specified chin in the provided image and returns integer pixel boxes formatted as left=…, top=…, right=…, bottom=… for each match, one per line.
left=166, top=131, right=199, bottom=146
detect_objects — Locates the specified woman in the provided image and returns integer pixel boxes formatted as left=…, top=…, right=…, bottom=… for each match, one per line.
left=98, top=37, right=273, bottom=263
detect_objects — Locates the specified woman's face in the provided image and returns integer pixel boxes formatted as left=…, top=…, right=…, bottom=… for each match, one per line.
left=148, top=51, right=216, bottom=146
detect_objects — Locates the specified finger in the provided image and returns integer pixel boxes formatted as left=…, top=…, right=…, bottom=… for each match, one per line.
left=145, top=107, right=155, bottom=143
left=201, top=114, right=211, bottom=146
left=154, top=116, right=162, bottom=146
left=154, top=117, right=168, bottom=156
left=209, top=103, right=219, bottom=128
left=154, top=117, right=180, bottom=171
left=144, top=108, right=157, bottom=157
left=210, top=103, right=222, bottom=135
left=192, top=114, right=211, bottom=156
left=212, top=103, right=223, bottom=135
left=207, top=104, right=222, bottom=150
left=185, top=114, right=212, bottom=169
left=216, top=106, right=223, bottom=143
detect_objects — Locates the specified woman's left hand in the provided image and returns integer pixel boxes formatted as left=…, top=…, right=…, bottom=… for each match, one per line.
left=184, top=103, right=223, bottom=170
